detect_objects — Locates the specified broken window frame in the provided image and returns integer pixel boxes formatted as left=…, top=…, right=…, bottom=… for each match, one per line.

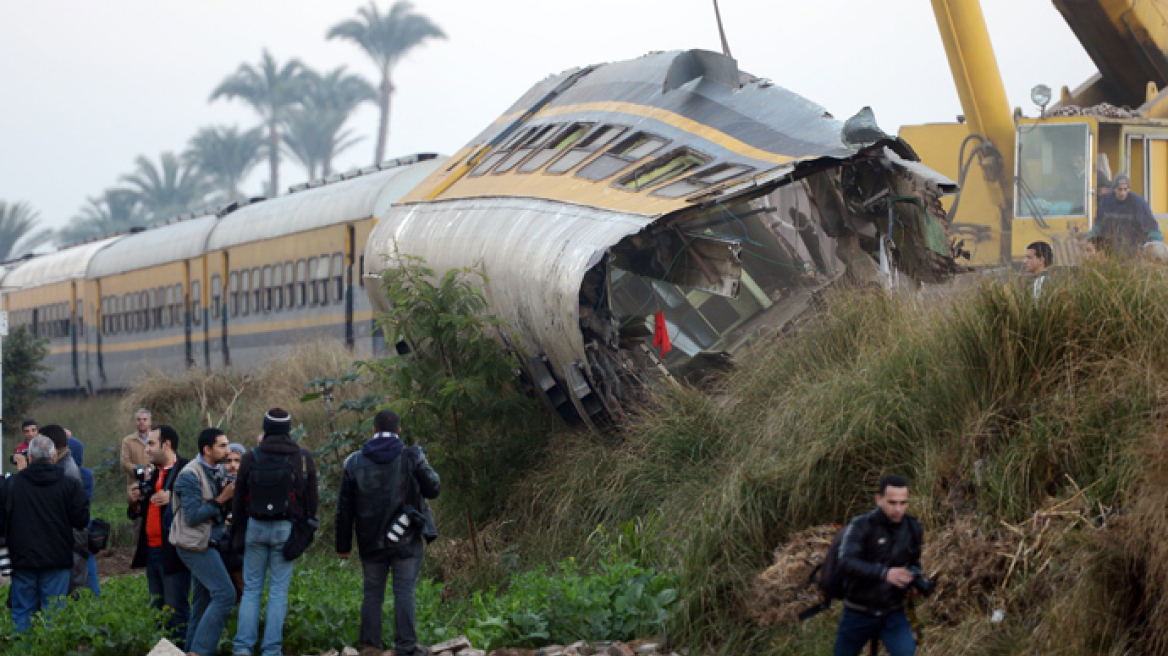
left=545, top=125, right=629, bottom=175
left=615, top=148, right=712, bottom=192
left=650, top=163, right=756, bottom=198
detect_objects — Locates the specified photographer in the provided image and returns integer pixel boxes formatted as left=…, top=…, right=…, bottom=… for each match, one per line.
left=128, top=426, right=190, bottom=648
left=833, top=475, right=925, bottom=656
left=172, top=428, right=235, bottom=656
left=337, top=410, right=439, bottom=656
left=9, top=420, right=39, bottom=471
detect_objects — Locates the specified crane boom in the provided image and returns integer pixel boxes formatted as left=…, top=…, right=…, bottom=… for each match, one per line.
left=931, top=0, right=1017, bottom=264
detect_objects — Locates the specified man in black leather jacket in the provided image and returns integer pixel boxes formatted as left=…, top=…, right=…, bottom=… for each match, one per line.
left=834, top=475, right=923, bottom=656
left=336, top=410, right=440, bottom=656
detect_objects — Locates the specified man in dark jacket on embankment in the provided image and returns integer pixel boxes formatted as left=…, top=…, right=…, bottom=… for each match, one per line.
left=833, top=475, right=924, bottom=656
left=0, top=434, right=90, bottom=632
left=337, top=410, right=440, bottom=656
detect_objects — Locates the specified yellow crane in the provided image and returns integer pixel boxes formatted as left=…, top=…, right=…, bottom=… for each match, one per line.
left=902, top=0, right=1168, bottom=266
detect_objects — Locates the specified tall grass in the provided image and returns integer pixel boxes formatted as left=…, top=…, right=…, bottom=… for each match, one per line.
left=514, top=261, right=1168, bottom=654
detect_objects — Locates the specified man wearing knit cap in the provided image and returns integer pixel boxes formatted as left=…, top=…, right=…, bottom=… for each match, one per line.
left=231, top=409, right=318, bottom=656
left=1088, top=172, right=1164, bottom=254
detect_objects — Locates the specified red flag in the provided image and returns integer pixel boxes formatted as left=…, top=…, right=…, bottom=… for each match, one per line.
left=653, top=310, right=672, bottom=357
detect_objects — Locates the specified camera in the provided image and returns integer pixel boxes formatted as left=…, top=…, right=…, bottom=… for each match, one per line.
left=387, top=506, right=425, bottom=543
left=907, top=566, right=935, bottom=596
left=133, top=465, right=153, bottom=499
left=8, top=449, right=28, bottom=466
left=224, top=473, right=236, bottom=485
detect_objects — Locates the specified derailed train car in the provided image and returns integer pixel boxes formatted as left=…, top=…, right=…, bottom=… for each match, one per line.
left=366, top=50, right=959, bottom=425
left=2, top=50, right=957, bottom=412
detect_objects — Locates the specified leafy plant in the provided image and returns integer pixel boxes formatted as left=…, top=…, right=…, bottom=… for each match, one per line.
left=3, top=325, right=50, bottom=436
left=363, top=248, right=535, bottom=556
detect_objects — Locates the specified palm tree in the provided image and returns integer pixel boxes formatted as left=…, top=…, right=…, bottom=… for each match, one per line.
left=56, top=189, right=146, bottom=245
left=119, top=152, right=210, bottom=223
left=327, top=1, right=445, bottom=165
left=283, top=67, right=376, bottom=179
left=0, top=201, right=51, bottom=261
left=185, top=125, right=266, bottom=201
left=210, top=50, right=308, bottom=197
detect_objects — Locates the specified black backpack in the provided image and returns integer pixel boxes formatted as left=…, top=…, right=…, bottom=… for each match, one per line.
left=798, top=525, right=848, bottom=621
left=247, top=448, right=300, bottom=520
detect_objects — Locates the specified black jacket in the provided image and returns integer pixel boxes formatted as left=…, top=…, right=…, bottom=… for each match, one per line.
left=837, top=508, right=923, bottom=612
left=230, top=434, right=319, bottom=553
left=336, top=436, right=440, bottom=557
left=0, top=462, right=90, bottom=571
left=129, top=456, right=189, bottom=575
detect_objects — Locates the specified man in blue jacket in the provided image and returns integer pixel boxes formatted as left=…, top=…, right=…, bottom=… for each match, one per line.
left=1088, top=172, right=1164, bottom=254
left=0, top=435, right=89, bottom=632
left=174, top=428, right=236, bottom=656
left=336, top=410, right=440, bottom=656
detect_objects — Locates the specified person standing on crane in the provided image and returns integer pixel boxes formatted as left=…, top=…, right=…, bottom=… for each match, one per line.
left=1087, top=173, right=1163, bottom=255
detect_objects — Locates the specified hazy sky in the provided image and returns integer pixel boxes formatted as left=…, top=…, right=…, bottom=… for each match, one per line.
left=0, top=1, right=1095, bottom=234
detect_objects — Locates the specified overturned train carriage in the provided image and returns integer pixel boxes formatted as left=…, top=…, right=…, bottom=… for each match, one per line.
left=366, top=49, right=959, bottom=425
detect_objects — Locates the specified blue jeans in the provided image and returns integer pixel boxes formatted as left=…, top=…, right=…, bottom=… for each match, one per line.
left=233, top=519, right=294, bottom=656
left=834, top=607, right=916, bottom=656
left=147, top=547, right=192, bottom=647
left=86, top=553, right=100, bottom=596
left=359, top=539, right=424, bottom=653
left=9, top=568, right=70, bottom=632
left=178, top=545, right=236, bottom=656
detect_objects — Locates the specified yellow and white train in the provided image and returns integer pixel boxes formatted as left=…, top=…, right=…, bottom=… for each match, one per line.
left=3, top=50, right=959, bottom=424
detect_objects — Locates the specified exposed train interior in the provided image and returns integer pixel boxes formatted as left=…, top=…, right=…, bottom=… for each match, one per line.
left=567, top=149, right=957, bottom=420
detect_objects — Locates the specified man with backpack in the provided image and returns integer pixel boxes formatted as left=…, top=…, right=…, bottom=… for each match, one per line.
left=230, top=408, right=318, bottom=656
left=833, top=475, right=925, bottom=656
left=336, top=410, right=440, bottom=656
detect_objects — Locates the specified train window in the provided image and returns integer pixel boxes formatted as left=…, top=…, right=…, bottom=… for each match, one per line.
left=271, top=264, right=283, bottom=311
left=230, top=271, right=240, bottom=318
left=211, top=275, right=222, bottom=320
left=332, top=253, right=344, bottom=302
left=156, top=287, right=166, bottom=329
left=652, top=163, right=755, bottom=198
left=494, top=124, right=561, bottom=174
left=307, top=257, right=318, bottom=305
left=252, top=267, right=262, bottom=313
left=547, top=125, right=627, bottom=174
left=191, top=280, right=201, bottom=326
left=616, top=149, right=711, bottom=192
left=296, top=260, right=307, bottom=307
left=263, top=265, right=273, bottom=313
left=141, top=291, right=150, bottom=331
left=283, top=262, right=293, bottom=310
left=576, top=132, right=668, bottom=181
left=359, top=255, right=365, bottom=288
left=469, top=126, right=539, bottom=177
left=173, top=283, right=183, bottom=326
left=123, top=294, right=131, bottom=332
left=164, top=287, right=175, bottom=328
left=241, top=270, right=251, bottom=316
left=520, top=123, right=594, bottom=173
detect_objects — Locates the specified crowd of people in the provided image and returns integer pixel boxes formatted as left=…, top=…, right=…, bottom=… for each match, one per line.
left=0, top=407, right=440, bottom=656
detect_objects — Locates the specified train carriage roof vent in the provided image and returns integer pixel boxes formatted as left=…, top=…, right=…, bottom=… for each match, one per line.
left=130, top=227, right=147, bottom=233
left=341, top=168, right=361, bottom=180
left=359, top=165, right=380, bottom=175
left=325, top=173, right=343, bottom=184
left=289, top=182, right=309, bottom=193
left=663, top=50, right=740, bottom=93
